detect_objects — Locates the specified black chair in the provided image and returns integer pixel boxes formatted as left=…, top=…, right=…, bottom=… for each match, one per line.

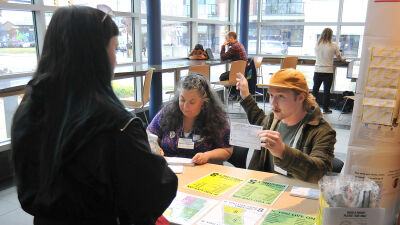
left=227, top=146, right=249, bottom=169
left=332, top=157, right=344, bottom=173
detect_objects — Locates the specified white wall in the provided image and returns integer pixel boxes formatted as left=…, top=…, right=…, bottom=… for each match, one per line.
left=344, top=1, right=400, bottom=224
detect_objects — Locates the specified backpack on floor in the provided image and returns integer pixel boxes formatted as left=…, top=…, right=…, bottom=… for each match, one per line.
left=336, top=91, right=354, bottom=113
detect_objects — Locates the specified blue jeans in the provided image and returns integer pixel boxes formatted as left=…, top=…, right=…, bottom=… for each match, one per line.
left=312, top=72, right=333, bottom=110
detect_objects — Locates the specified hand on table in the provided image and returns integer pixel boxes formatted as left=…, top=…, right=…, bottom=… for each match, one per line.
left=258, top=130, right=286, bottom=159
left=236, top=72, right=250, bottom=99
left=192, top=152, right=209, bottom=165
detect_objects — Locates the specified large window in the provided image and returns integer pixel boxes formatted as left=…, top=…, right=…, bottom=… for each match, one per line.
left=257, top=0, right=367, bottom=58
left=342, top=0, right=368, bottom=23
left=0, top=10, right=37, bottom=77
left=0, top=0, right=370, bottom=146
left=262, top=0, right=305, bottom=22
left=44, top=13, right=133, bottom=64
left=260, top=25, right=296, bottom=55
left=248, top=22, right=258, bottom=54
left=43, top=0, right=132, bottom=12
left=198, top=0, right=229, bottom=21
left=162, top=21, right=190, bottom=59
left=198, top=24, right=228, bottom=54
left=3, top=0, right=30, bottom=4
left=335, top=67, right=356, bottom=92
left=114, top=17, right=134, bottom=64
left=141, top=19, right=148, bottom=61
left=339, top=26, right=364, bottom=58
left=162, top=0, right=190, bottom=17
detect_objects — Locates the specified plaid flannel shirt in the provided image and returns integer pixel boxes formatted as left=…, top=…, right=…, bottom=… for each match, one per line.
left=220, top=41, right=248, bottom=61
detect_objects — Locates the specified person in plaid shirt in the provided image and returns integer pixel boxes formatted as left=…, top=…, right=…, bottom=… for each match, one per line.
left=219, top=31, right=248, bottom=99
left=220, top=31, right=248, bottom=61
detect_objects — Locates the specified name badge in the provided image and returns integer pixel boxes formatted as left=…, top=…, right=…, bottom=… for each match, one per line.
left=274, top=165, right=288, bottom=176
left=177, top=138, right=194, bottom=149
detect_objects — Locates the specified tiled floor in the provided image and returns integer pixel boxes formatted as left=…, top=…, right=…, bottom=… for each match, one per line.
left=0, top=186, right=33, bottom=225
left=0, top=100, right=353, bottom=224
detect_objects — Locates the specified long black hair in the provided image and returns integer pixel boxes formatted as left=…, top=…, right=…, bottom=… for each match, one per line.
left=159, top=74, right=227, bottom=146
left=194, top=44, right=204, bottom=51
left=12, top=6, right=122, bottom=185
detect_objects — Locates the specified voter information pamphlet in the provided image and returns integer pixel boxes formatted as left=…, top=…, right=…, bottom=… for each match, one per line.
left=261, top=209, right=316, bottom=225
left=198, top=200, right=267, bottom=225
left=185, top=172, right=244, bottom=196
left=232, top=179, right=288, bottom=206
left=229, top=122, right=263, bottom=150
left=163, top=192, right=218, bottom=225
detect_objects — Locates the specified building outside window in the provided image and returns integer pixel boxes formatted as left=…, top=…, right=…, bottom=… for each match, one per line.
left=0, top=10, right=37, bottom=77
left=162, top=21, right=191, bottom=59
left=198, top=0, right=229, bottom=21
left=197, top=24, right=228, bottom=54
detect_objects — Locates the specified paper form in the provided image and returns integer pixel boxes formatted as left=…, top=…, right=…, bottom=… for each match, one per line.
left=261, top=209, right=316, bottom=225
left=185, top=172, right=244, bottom=196
left=289, top=186, right=319, bottom=200
left=168, top=165, right=184, bottom=174
left=165, top=157, right=195, bottom=166
left=229, top=122, right=263, bottom=150
left=232, top=179, right=288, bottom=206
left=163, top=192, right=218, bottom=225
left=198, top=200, right=266, bottom=225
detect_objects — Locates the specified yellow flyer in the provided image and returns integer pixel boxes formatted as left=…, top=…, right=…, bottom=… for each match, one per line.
left=185, top=172, right=244, bottom=196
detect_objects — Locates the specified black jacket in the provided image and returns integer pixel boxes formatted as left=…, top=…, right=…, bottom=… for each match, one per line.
left=11, top=80, right=178, bottom=225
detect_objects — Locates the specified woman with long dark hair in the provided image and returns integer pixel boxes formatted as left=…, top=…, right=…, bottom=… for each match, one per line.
left=11, top=6, right=177, bottom=225
left=189, top=44, right=208, bottom=60
left=147, top=73, right=232, bottom=164
left=313, top=28, right=346, bottom=114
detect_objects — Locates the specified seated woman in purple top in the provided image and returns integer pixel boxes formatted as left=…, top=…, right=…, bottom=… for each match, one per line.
left=147, top=73, right=232, bottom=165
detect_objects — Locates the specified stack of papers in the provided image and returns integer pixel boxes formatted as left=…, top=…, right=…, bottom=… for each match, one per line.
left=165, top=157, right=195, bottom=166
left=168, top=165, right=184, bottom=174
left=289, top=186, right=319, bottom=200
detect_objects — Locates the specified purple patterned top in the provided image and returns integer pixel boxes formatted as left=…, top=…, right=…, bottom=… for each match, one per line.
left=147, top=107, right=231, bottom=159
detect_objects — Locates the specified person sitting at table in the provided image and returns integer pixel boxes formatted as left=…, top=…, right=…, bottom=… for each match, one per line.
left=219, top=31, right=248, bottom=100
left=220, top=31, right=247, bottom=62
left=219, top=31, right=247, bottom=80
left=235, top=69, right=336, bottom=183
left=147, top=73, right=233, bottom=164
left=189, top=44, right=208, bottom=60
left=11, top=6, right=177, bottom=225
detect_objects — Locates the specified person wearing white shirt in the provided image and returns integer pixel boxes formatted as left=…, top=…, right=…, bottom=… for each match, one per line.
left=313, top=28, right=346, bottom=114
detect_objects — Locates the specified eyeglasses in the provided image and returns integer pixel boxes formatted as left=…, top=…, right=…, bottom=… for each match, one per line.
left=97, top=4, right=115, bottom=22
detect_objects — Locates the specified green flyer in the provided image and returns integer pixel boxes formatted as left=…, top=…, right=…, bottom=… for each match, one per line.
left=232, top=179, right=288, bottom=205
left=261, top=209, right=316, bottom=225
